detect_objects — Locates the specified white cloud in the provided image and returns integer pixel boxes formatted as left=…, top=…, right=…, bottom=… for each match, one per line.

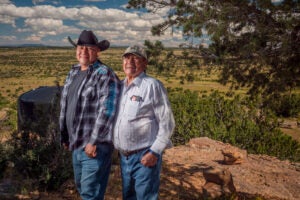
left=25, top=34, right=42, bottom=42
left=0, top=0, right=11, bottom=4
left=32, top=0, right=61, bottom=6
left=84, top=0, right=106, bottom=2
left=25, top=18, right=63, bottom=30
left=0, top=4, right=79, bottom=20
left=0, top=35, right=16, bottom=40
left=32, top=0, right=45, bottom=5
left=0, top=14, right=15, bottom=26
left=0, top=2, right=184, bottom=46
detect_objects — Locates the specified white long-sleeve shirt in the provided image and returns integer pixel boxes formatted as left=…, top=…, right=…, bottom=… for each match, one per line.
left=113, top=72, right=175, bottom=155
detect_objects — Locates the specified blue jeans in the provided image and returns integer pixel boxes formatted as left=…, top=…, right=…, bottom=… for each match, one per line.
left=120, top=149, right=162, bottom=200
left=72, top=143, right=113, bottom=200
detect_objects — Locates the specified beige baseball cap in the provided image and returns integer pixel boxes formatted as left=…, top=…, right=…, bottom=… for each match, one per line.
left=123, top=45, right=148, bottom=61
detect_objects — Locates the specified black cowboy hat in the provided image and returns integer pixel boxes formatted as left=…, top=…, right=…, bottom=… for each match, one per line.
left=68, top=30, right=110, bottom=51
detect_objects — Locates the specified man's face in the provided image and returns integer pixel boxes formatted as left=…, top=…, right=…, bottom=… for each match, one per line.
left=122, top=54, right=147, bottom=79
left=76, top=45, right=99, bottom=69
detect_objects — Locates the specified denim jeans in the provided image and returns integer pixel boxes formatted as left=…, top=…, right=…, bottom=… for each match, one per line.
left=72, top=143, right=113, bottom=200
left=120, top=148, right=162, bottom=200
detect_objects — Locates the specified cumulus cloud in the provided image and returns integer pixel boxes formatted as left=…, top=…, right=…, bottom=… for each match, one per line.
left=25, top=18, right=63, bottom=30
left=0, top=14, right=15, bottom=26
left=0, top=35, right=16, bottom=40
left=0, top=1, right=184, bottom=46
left=84, top=0, right=106, bottom=2
left=25, top=34, right=42, bottom=42
left=32, top=0, right=45, bottom=5
left=0, top=0, right=11, bottom=4
left=32, top=0, right=61, bottom=6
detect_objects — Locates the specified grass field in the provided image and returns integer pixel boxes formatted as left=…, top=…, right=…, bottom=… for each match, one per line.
left=0, top=47, right=299, bottom=142
left=0, top=47, right=246, bottom=102
left=0, top=47, right=299, bottom=200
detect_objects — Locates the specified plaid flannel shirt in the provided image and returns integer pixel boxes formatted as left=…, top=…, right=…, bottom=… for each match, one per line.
left=60, top=60, right=120, bottom=150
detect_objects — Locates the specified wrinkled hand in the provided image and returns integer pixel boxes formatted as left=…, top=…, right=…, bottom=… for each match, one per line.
left=85, top=143, right=97, bottom=158
left=141, top=152, right=158, bottom=167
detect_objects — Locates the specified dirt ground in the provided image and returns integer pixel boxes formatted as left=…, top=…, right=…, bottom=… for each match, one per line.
left=0, top=118, right=299, bottom=200
left=280, top=118, right=300, bottom=142
left=14, top=135, right=300, bottom=200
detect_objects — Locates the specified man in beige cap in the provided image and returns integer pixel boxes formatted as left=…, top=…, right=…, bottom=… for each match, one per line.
left=113, top=44, right=175, bottom=199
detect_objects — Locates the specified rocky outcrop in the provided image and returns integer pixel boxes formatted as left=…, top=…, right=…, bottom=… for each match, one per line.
left=0, top=137, right=299, bottom=200
left=161, top=137, right=300, bottom=200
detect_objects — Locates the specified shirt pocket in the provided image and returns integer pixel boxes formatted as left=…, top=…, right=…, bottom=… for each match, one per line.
left=126, top=100, right=140, bottom=120
left=81, top=83, right=96, bottom=100
left=129, top=119, right=153, bottom=143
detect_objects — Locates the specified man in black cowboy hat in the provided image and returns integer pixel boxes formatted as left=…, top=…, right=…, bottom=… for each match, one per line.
left=60, top=30, right=120, bottom=200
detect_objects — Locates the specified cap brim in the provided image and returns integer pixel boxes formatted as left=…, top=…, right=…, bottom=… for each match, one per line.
left=122, top=52, right=147, bottom=60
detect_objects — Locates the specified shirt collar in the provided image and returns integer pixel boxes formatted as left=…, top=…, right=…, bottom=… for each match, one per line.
left=73, top=59, right=101, bottom=70
left=124, top=72, right=145, bottom=88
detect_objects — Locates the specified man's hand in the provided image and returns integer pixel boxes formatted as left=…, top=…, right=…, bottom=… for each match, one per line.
left=141, top=152, right=158, bottom=167
left=85, top=143, right=97, bottom=158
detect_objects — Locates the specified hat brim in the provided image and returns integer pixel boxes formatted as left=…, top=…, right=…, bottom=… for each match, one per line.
left=67, top=36, right=110, bottom=51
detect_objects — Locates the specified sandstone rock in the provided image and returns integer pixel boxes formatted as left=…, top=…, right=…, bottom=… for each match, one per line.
left=222, top=148, right=245, bottom=165
left=203, top=182, right=223, bottom=199
left=163, top=137, right=300, bottom=200
left=203, top=167, right=236, bottom=191
left=203, top=166, right=236, bottom=198
left=1, top=136, right=299, bottom=200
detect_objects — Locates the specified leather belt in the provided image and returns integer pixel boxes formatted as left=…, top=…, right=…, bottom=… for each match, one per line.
left=119, top=147, right=148, bottom=157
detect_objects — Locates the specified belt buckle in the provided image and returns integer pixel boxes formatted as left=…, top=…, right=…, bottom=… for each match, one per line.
left=120, top=147, right=148, bottom=157
left=120, top=150, right=131, bottom=157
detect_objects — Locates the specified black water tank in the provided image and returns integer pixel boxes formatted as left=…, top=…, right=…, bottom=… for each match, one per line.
left=17, top=86, right=62, bottom=135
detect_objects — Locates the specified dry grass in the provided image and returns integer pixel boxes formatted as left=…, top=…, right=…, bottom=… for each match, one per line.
left=280, top=118, right=300, bottom=142
left=0, top=47, right=299, bottom=200
left=0, top=46, right=299, bottom=141
left=0, top=47, right=237, bottom=104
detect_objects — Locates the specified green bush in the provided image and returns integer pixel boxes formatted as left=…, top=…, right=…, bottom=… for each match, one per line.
left=9, top=131, right=72, bottom=190
left=0, top=142, right=13, bottom=179
left=5, top=85, right=73, bottom=190
left=266, top=93, right=300, bottom=117
left=168, top=89, right=300, bottom=162
left=1, top=86, right=299, bottom=192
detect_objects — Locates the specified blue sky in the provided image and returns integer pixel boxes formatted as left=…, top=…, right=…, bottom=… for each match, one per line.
left=0, top=0, right=284, bottom=47
left=0, top=0, right=188, bottom=47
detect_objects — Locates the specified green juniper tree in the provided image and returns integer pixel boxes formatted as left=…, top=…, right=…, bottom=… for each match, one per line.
left=127, top=0, right=300, bottom=159
left=127, top=0, right=300, bottom=100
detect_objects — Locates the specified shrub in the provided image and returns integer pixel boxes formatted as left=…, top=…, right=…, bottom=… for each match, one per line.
left=9, top=131, right=73, bottom=190
left=266, top=93, right=300, bottom=117
left=168, top=89, right=300, bottom=162
left=0, top=142, right=13, bottom=179
left=6, top=85, right=73, bottom=190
